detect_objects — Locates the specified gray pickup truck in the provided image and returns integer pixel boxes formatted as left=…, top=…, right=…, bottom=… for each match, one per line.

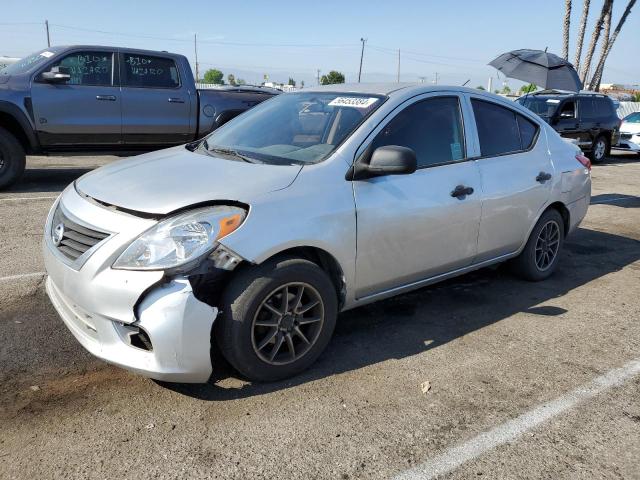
left=0, top=46, right=279, bottom=188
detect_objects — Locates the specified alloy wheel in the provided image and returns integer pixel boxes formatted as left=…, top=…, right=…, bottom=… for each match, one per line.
left=251, top=282, right=325, bottom=365
left=535, top=220, right=560, bottom=271
left=594, top=139, right=606, bottom=161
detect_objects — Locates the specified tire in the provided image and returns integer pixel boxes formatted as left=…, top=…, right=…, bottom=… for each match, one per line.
left=588, top=135, right=609, bottom=164
left=215, top=256, right=338, bottom=382
left=510, top=209, right=565, bottom=282
left=0, top=127, right=26, bottom=189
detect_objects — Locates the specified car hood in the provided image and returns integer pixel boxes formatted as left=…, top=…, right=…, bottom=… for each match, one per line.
left=76, top=146, right=303, bottom=215
left=621, top=122, right=640, bottom=134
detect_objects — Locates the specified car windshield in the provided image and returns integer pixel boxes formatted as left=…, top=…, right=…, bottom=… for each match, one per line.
left=201, top=92, right=385, bottom=164
left=1, top=49, right=55, bottom=76
left=516, top=96, right=563, bottom=118
left=624, top=112, right=640, bottom=123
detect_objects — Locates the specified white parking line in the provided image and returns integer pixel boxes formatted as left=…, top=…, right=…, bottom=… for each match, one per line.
left=0, top=272, right=46, bottom=282
left=0, top=195, right=58, bottom=203
left=393, top=358, right=640, bottom=480
left=591, top=196, right=639, bottom=205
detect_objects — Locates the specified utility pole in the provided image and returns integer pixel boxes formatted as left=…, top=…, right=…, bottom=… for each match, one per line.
left=397, top=49, right=400, bottom=83
left=358, top=37, right=367, bottom=83
left=194, top=33, right=199, bottom=82
left=45, top=20, right=51, bottom=47
left=433, top=72, right=439, bottom=85
left=317, top=69, right=321, bottom=86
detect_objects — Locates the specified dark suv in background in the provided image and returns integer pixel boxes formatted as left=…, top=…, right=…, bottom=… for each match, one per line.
left=517, top=90, right=620, bottom=163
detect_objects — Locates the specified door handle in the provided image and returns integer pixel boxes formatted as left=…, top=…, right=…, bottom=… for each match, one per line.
left=96, top=95, right=116, bottom=101
left=536, top=172, right=552, bottom=183
left=168, top=97, right=185, bottom=103
left=450, top=185, right=474, bottom=198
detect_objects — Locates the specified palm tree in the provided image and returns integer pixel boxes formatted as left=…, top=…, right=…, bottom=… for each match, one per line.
left=590, top=0, right=637, bottom=90
left=574, top=0, right=591, bottom=72
left=563, top=0, right=572, bottom=60
left=580, top=0, right=613, bottom=84
left=589, top=0, right=613, bottom=90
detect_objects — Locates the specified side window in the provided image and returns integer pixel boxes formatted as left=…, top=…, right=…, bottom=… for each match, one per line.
left=580, top=98, right=596, bottom=119
left=558, top=100, right=576, bottom=118
left=121, top=54, right=180, bottom=88
left=49, top=51, right=113, bottom=86
left=471, top=99, right=520, bottom=156
left=516, top=114, right=538, bottom=150
left=371, top=96, right=465, bottom=168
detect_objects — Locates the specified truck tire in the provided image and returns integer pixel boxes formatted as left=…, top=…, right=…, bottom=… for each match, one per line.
left=0, top=127, right=26, bottom=189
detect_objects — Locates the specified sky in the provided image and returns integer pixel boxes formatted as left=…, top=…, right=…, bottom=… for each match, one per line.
left=1, top=0, right=639, bottom=89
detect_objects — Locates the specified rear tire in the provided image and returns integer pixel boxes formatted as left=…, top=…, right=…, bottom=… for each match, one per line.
left=215, top=256, right=338, bottom=382
left=0, top=127, right=26, bottom=189
left=588, top=135, right=608, bottom=164
left=510, top=209, right=565, bottom=282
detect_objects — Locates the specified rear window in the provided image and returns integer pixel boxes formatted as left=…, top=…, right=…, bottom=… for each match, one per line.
left=121, top=54, right=180, bottom=88
left=472, top=99, right=538, bottom=156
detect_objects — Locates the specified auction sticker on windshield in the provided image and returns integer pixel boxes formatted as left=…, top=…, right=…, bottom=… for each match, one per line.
left=328, top=97, right=379, bottom=109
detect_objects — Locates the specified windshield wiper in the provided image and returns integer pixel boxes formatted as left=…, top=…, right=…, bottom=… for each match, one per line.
left=207, top=145, right=260, bottom=163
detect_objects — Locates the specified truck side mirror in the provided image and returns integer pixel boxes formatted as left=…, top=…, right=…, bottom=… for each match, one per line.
left=41, top=66, right=71, bottom=83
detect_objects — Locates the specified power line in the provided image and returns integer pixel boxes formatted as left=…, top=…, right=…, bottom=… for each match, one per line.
left=48, top=23, right=360, bottom=49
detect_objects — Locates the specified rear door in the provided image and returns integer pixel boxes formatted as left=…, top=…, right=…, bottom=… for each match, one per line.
left=578, top=96, right=598, bottom=148
left=119, top=52, right=193, bottom=145
left=353, top=93, right=482, bottom=298
left=467, top=96, right=553, bottom=262
left=31, top=49, right=121, bottom=147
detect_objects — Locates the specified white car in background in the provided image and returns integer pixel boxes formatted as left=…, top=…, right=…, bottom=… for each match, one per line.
left=0, top=56, right=19, bottom=71
left=614, top=112, right=640, bottom=156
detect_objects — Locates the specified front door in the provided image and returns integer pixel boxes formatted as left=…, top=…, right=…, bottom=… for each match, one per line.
left=467, top=96, right=554, bottom=262
left=31, top=49, right=121, bottom=147
left=119, top=52, right=193, bottom=146
left=353, top=94, right=482, bottom=298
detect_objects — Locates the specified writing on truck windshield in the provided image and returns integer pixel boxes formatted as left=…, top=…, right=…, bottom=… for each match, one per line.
left=201, top=92, right=385, bottom=165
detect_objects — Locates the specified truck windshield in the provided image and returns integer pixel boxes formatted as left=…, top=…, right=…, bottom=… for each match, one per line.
left=516, top=96, right=562, bottom=118
left=202, top=92, right=385, bottom=164
left=1, top=50, right=54, bottom=76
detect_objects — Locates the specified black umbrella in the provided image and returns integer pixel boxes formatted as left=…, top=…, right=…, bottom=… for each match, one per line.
left=489, top=49, right=582, bottom=92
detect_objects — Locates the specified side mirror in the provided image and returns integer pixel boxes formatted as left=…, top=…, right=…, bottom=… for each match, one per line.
left=348, top=145, right=417, bottom=181
left=40, top=66, right=71, bottom=83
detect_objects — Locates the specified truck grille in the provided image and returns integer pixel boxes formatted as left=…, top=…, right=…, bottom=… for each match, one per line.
left=621, top=133, right=632, bottom=140
left=51, top=206, right=110, bottom=262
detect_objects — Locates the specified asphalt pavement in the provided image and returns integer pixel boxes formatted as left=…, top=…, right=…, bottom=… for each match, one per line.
left=1, top=153, right=639, bottom=479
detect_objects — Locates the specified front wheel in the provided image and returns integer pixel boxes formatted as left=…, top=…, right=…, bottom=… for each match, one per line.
left=215, top=256, right=338, bottom=382
left=0, top=127, right=26, bottom=189
left=589, top=135, right=609, bottom=164
left=510, top=209, right=565, bottom=282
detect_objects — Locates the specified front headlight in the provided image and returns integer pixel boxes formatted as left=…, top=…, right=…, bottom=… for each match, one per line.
left=113, top=206, right=246, bottom=271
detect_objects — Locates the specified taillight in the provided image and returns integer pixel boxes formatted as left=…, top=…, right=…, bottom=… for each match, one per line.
left=576, top=153, right=591, bottom=171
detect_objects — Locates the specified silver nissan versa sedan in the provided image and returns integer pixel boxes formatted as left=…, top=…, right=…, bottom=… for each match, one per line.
left=43, top=84, right=591, bottom=383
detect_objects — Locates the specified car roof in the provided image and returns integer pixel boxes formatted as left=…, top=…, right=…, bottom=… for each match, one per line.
left=301, top=82, right=498, bottom=98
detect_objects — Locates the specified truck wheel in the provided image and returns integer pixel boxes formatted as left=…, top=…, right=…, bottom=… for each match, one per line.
left=0, top=127, right=26, bottom=189
left=589, top=135, right=608, bottom=164
left=510, top=209, right=565, bottom=282
left=215, top=256, right=338, bottom=382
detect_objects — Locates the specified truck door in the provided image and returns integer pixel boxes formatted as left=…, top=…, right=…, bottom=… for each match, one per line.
left=31, top=49, right=121, bottom=147
left=119, top=52, right=193, bottom=146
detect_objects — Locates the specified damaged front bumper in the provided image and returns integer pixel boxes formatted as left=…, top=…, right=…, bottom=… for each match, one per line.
left=43, top=186, right=219, bottom=383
